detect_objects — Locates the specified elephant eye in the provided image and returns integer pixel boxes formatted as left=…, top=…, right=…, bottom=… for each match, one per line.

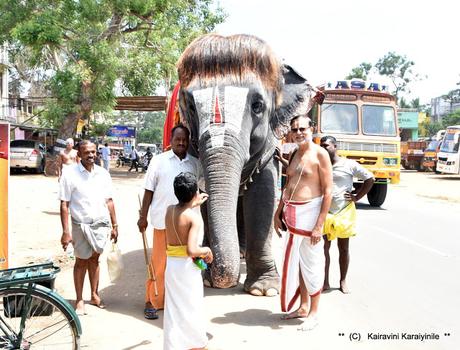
left=251, top=101, right=265, bottom=115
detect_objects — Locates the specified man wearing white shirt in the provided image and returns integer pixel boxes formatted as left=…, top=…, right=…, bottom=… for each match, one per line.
left=137, top=124, right=203, bottom=320
left=59, top=140, right=119, bottom=315
left=101, top=143, right=111, bottom=171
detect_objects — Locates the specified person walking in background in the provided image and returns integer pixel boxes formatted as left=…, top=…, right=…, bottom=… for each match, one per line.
left=163, top=172, right=211, bottom=350
left=57, top=138, right=79, bottom=180
left=101, top=143, right=111, bottom=171
left=320, top=135, right=374, bottom=293
left=137, top=124, right=202, bottom=320
left=59, top=140, right=118, bottom=315
left=128, top=146, right=139, bottom=172
left=274, top=115, right=332, bottom=331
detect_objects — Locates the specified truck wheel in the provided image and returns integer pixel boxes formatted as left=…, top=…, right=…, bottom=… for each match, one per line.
left=367, top=183, right=387, bottom=207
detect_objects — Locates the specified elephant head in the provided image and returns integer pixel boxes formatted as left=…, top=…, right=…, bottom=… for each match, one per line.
left=177, top=34, right=314, bottom=288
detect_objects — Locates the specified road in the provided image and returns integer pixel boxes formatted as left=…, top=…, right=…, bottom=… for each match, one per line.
left=7, top=168, right=460, bottom=350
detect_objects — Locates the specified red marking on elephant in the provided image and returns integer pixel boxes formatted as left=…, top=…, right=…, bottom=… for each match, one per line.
left=214, top=94, right=222, bottom=124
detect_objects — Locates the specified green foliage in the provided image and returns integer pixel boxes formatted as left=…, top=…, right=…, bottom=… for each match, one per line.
left=113, top=110, right=165, bottom=144
left=419, top=120, right=443, bottom=137
left=345, top=62, right=372, bottom=80
left=442, top=89, right=460, bottom=104
left=90, top=119, right=113, bottom=137
left=375, top=52, right=421, bottom=98
left=0, top=0, right=225, bottom=137
left=410, top=98, right=420, bottom=109
left=398, top=97, right=411, bottom=109
left=442, top=110, right=460, bottom=128
left=347, top=52, right=423, bottom=101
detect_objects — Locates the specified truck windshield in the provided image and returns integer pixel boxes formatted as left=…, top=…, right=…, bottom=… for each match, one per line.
left=425, top=140, right=439, bottom=151
left=320, top=103, right=358, bottom=134
left=440, top=131, right=460, bottom=153
left=362, top=105, right=397, bottom=136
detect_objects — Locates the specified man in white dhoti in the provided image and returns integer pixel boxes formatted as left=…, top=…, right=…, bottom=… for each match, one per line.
left=163, top=172, right=211, bottom=350
left=59, top=140, right=119, bottom=315
left=274, top=115, right=332, bottom=331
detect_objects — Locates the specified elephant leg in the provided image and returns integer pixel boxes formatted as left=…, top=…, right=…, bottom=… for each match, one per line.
left=242, top=160, right=280, bottom=296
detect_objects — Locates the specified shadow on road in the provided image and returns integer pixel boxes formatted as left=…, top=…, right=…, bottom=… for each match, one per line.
left=356, top=203, right=386, bottom=211
left=99, top=248, right=164, bottom=329
left=98, top=248, right=251, bottom=329
left=42, top=210, right=60, bottom=216
left=429, top=175, right=460, bottom=181
left=211, top=308, right=296, bottom=329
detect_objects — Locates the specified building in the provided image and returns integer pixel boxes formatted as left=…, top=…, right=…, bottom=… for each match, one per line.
left=431, top=96, right=460, bottom=123
left=0, top=45, right=11, bottom=123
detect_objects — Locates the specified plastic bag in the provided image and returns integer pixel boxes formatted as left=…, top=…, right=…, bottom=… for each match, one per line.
left=107, top=243, right=123, bottom=282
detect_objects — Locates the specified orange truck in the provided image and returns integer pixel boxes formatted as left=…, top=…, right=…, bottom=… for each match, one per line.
left=421, top=139, right=441, bottom=171
left=400, top=140, right=427, bottom=171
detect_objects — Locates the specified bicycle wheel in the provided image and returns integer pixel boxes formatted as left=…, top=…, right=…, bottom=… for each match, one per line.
left=0, top=287, right=79, bottom=349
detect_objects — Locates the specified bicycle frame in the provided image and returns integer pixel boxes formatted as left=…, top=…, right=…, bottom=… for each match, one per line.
left=0, top=263, right=82, bottom=348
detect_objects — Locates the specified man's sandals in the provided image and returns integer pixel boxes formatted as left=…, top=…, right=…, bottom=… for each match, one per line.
left=144, top=307, right=159, bottom=320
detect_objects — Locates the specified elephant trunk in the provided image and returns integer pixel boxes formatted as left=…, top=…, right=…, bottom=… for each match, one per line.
left=202, top=146, right=244, bottom=288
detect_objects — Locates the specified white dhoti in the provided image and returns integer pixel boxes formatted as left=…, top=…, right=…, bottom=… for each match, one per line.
left=280, top=196, right=325, bottom=312
left=163, top=254, right=207, bottom=350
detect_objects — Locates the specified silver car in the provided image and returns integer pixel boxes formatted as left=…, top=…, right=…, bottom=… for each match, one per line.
left=10, top=140, right=46, bottom=173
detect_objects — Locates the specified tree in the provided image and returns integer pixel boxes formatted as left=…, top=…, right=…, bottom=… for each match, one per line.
left=345, top=62, right=372, bottom=80
left=419, top=120, right=443, bottom=137
left=442, top=88, right=460, bottom=114
left=410, top=98, right=420, bottom=109
left=398, top=97, right=411, bottom=109
left=375, top=52, right=421, bottom=99
left=442, top=110, right=460, bottom=128
left=0, top=0, right=225, bottom=139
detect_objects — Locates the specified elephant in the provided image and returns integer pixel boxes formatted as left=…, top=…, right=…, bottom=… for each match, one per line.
left=177, top=34, right=316, bottom=296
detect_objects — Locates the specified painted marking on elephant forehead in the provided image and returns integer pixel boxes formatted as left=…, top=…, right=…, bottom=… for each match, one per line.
left=224, top=86, right=248, bottom=134
left=193, top=86, right=248, bottom=148
left=192, top=87, right=213, bottom=137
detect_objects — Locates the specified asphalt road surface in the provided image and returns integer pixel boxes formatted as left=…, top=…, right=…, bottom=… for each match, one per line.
left=7, top=168, right=460, bottom=350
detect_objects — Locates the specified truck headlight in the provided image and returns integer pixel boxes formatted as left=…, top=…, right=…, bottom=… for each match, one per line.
left=383, top=157, right=398, bottom=166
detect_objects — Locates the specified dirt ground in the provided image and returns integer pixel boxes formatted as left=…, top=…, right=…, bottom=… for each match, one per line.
left=8, top=166, right=460, bottom=349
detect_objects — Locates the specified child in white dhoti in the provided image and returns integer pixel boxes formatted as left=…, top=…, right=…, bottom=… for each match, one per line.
left=163, top=172, right=213, bottom=350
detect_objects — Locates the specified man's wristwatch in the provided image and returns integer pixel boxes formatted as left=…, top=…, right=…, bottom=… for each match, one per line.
left=112, top=224, right=118, bottom=228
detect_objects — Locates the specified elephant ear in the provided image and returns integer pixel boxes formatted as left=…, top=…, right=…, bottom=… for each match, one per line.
left=271, top=65, right=319, bottom=137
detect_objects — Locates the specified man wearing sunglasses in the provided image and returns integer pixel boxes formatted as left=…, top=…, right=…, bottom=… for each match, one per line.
left=274, top=115, right=333, bottom=331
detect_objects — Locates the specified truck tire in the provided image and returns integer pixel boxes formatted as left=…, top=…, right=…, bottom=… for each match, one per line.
left=367, top=183, right=387, bottom=207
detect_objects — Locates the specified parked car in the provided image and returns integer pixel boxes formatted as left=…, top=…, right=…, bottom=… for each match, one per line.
left=10, top=140, right=46, bottom=173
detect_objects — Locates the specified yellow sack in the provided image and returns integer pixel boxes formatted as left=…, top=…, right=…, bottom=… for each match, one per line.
left=323, top=202, right=357, bottom=241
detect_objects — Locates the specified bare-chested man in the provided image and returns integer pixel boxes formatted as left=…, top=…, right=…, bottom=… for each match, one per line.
left=57, top=138, right=79, bottom=179
left=274, top=115, right=332, bottom=331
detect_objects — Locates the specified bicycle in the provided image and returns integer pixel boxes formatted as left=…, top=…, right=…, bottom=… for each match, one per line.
left=0, top=262, right=82, bottom=349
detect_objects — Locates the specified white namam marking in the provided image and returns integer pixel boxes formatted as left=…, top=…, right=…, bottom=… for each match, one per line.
left=224, top=86, right=248, bottom=134
left=192, top=88, right=214, bottom=137
left=193, top=86, right=248, bottom=149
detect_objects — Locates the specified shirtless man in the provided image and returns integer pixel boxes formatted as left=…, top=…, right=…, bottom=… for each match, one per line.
left=274, top=115, right=332, bottom=330
left=57, top=138, right=79, bottom=179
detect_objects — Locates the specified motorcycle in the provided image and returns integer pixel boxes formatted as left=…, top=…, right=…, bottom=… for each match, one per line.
left=139, top=155, right=150, bottom=172
left=116, top=154, right=131, bottom=167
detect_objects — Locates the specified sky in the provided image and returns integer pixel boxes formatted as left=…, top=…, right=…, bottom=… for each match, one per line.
left=214, top=0, right=460, bottom=104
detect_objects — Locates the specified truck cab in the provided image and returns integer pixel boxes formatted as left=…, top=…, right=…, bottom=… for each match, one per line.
left=310, top=80, right=400, bottom=207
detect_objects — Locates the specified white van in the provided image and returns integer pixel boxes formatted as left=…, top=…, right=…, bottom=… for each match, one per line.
left=137, top=143, right=157, bottom=157
left=436, top=125, right=460, bottom=174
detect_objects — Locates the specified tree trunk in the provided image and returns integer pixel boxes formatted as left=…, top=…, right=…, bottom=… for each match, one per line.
left=57, top=112, right=80, bottom=140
